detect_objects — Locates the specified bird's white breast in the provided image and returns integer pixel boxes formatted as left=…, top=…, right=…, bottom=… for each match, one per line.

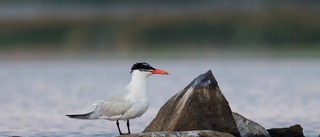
left=120, top=91, right=149, bottom=120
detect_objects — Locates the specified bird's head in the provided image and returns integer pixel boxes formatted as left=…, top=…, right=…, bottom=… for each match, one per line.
left=130, top=62, right=169, bottom=76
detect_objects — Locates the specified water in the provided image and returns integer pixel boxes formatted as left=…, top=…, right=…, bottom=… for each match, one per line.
left=0, top=58, right=319, bottom=137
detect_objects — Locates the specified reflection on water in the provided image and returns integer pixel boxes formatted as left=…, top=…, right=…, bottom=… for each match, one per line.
left=0, top=58, right=319, bottom=137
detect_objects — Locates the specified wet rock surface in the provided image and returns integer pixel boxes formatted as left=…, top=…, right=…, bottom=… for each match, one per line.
left=119, top=130, right=235, bottom=137
left=233, top=112, right=271, bottom=137
left=143, top=70, right=240, bottom=137
left=267, top=124, right=304, bottom=137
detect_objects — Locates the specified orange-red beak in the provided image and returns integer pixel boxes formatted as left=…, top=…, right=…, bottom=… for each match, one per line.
left=150, top=69, right=169, bottom=75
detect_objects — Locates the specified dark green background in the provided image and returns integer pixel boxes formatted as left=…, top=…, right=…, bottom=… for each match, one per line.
left=1, top=1, right=319, bottom=56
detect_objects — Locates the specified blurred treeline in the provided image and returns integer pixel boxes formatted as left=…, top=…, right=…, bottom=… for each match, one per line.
left=0, top=0, right=320, bottom=53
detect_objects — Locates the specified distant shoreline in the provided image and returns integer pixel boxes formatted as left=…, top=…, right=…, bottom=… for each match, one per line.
left=1, top=48, right=319, bottom=61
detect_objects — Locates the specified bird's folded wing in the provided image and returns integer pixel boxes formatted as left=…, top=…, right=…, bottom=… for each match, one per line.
left=94, top=93, right=133, bottom=118
left=99, top=101, right=132, bottom=118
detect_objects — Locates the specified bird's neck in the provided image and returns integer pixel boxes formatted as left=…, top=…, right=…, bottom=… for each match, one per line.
left=126, top=72, right=149, bottom=94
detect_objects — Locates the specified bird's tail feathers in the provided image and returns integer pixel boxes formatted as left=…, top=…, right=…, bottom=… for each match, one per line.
left=66, top=111, right=99, bottom=120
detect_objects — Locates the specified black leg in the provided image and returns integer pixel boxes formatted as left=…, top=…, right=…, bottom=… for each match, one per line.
left=126, top=120, right=131, bottom=134
left=116, top=120, right=123, bottom=135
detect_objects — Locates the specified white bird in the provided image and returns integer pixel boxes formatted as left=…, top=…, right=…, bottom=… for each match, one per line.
left=66, top=62, right=169, bottom=135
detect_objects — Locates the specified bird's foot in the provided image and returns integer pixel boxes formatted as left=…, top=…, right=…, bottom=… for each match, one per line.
left=119, top=133, right=130, bottom=135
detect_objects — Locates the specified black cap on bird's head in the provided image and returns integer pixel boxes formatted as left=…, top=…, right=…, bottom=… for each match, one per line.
left=131, top=62, right=155, bottom=72
left=131, top=62, right=169, bottom=75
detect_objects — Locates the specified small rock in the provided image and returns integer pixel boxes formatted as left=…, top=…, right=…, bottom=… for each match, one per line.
left=232, top=112, right=271, bottom=137
left=143, top=70, right=240, bottom=137
left=119, top=130, right=235, bottom=137
left=267, top=124, right=304, bottom=137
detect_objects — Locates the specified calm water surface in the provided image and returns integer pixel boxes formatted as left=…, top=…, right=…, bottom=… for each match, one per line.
left=0, top=58, right=319, bottom=137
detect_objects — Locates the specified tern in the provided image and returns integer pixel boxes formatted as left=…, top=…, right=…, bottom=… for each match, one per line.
left=66, top=62, right=169, bottom=135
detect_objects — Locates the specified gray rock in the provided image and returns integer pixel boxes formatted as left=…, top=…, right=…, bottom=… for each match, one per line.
left=143, top=70, right=240, bottom=137
left=119, top=130, right=235, bottom=137
left=232, top=112, right=271, bottom=137
left=267, top=124, right=304, bottom=137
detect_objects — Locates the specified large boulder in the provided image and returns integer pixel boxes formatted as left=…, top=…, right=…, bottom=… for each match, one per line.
left=120, top=130, right=235, bottom=137
left=143, top=70, right=240, bottom=137
left=267, top=124, right=304, bottom=137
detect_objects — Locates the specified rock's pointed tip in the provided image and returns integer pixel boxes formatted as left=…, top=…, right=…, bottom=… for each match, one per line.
left=190, top=69, right=217, bottom=88
left=201, top=69, right=214, bottom=79
left=201, top=70, right=213, bottom=78
left=206, top=69, right=213, bottom=74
